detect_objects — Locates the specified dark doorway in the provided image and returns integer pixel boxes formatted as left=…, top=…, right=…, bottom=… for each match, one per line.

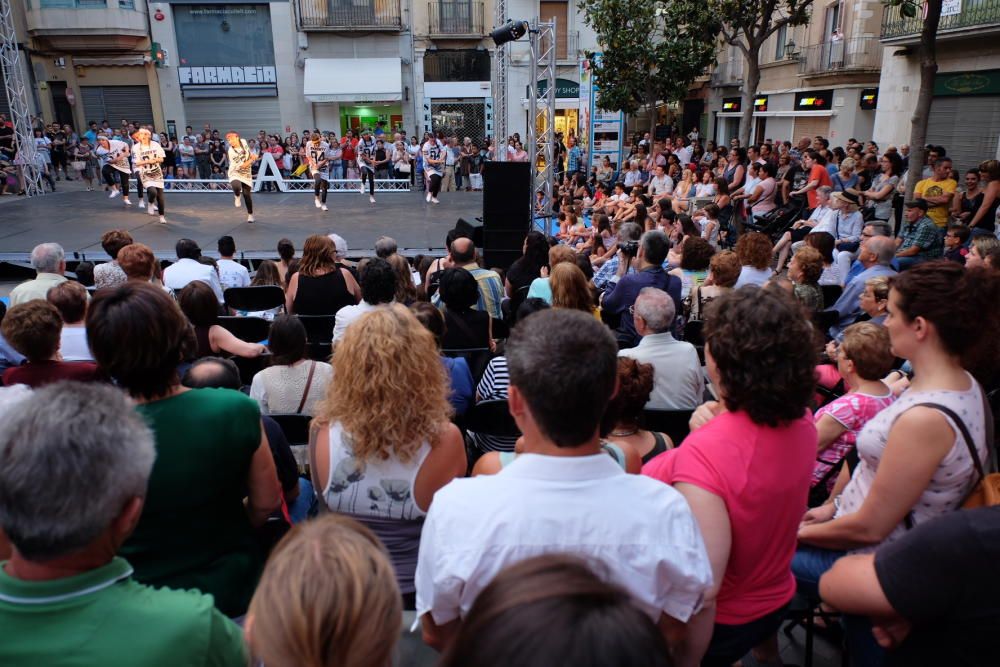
left=682, top=99, right=704, bottom=139
left=49, top=82, right=73, bottom=127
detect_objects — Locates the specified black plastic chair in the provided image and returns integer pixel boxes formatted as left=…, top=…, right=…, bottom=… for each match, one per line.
left=640, top=409, right=694, bottom=447
left=682, top=319, right=705, bottom=364
left=296, top=314, right=337, bottom=345
left=442, top=347, right=492, bottom=384
left=307, top=342, right=333, bottom=362
left=217, top=316, right=271, bottom=343
left=224, top=286, right=285, bottom=313
left=813, top=310, right=841, bottom=338
left=820, top=284, right=843, bottom=309
left=269, top=413, right=312, bottom=447
left=459, top=399, right=521, bottom=439
left=232, top=353, right=271, bottom=387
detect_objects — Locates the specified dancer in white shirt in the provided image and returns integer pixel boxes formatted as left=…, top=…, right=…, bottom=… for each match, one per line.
left=304, top=135, right=330, bottom=211
left=357, top=129, right=377, bottom=204
left=226, top=132, right=256, bottom=223
left=96, top=136, right=133, bottom=206
left=133, top=129, right=167, bottom=224
left=421, top=135, right=444, bottom=204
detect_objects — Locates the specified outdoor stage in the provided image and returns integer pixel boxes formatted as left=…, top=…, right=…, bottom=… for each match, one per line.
left=0, top=187, right=483, bottom=264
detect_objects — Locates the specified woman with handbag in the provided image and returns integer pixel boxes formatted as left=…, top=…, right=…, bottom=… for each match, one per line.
left=392, top=140, right=411, bottom=181
left=71, top=136, right=96, bottom=191
left=793, top=261, right=999, bottom=665
left=250, top=315, right=332, bottom=416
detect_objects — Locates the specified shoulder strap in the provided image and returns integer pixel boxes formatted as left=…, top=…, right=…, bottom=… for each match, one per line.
left=912, top=401, right=986, bottom=482
left=296, top=361, right=317, bottom=414
left=600, top=441, right=628, bottom=470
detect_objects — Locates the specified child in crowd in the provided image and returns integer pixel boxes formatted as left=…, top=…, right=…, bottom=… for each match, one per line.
left=700, top=203, right=721, bottom=248
left=943, top=224, right=971, bottom=264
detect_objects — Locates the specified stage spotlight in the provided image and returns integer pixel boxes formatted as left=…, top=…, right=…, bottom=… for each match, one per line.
left=491, top=20, right=529, bottom=46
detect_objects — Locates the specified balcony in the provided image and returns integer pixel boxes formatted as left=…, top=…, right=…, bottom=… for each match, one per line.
left=25, top=0, right=147, bottom=51
left=798, top=37, right=881, bottom=78
left=297, top=0, right=402, bottom=31
left=428, top=1, right=485, bottom=38
left=882, top=0, right=1000, bottom=41
left=710, top=58, right=743, bottom=87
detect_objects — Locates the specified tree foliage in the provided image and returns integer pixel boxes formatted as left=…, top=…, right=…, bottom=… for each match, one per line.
left=580, top=0, right=720, bottom=131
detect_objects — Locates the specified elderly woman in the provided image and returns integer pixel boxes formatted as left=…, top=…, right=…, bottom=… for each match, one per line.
left=774, top=185, right=835, bottom=272
left=93, top=228, right=133, bottom=289
left=788, top=245, right=825, bottom=312
left=286, top=235, right=360, bottom=315
left=733, top=232, right=774, bottom=288
left=310, top=305, right=466, bottom=607
left=178, top=281, right=267, bottom=359
left=794, top=262, right=998, bottom=663
left=116, top=242, right=160, bottom=285
left=86, top=282, right=282, bottom=617
left=815, top=275, right=892, bottom=392
left=603, top=357, right=673, bottom=463
left=686, top=250, right=741, bottom=322
left=250, top=315, right=332, bottom=416
left=644, top=287, right=818, bottom=666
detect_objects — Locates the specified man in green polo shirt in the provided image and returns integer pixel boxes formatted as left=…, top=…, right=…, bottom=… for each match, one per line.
left=0, top=382, right=246, bottom=667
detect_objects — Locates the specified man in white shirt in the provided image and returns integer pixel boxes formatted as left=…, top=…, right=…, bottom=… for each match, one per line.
left=332, top=258, right=395, bottom=342
left=618, top=288, right=703, bottom=410
left=216, top=235, right=250, bottom=292
left=673, top=138, right=693, bottom=167
left=648, top=164, right=675, bottom=198
left=623, top=160, right=642, bottom=188
left=415, top=309, right=713, bottom=657
left=162, top=238, right=225, bottom=304
left=10, top=243, right=67, bottom=306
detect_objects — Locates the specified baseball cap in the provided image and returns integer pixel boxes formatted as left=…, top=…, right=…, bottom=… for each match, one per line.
left=903, top=199, right=929, bottom=210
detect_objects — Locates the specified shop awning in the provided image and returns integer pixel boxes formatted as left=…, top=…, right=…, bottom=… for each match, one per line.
left=73, top=55, right=147, bottom=67
left=304, top=58, right=402, bottom=103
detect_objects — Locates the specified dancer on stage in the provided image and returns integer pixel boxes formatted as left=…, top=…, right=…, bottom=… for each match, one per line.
left=134, top=128, right=167, bottom=224
left=96, top=135, right=132, bottom=206
left=356, top=129, right=377, bottom=204
left=226, top=132, right=256, bottom=223
left=305, top=134, right=330, bottom=211
left=129, top=129, right=147, bottom=212
left=421, top=132, right=444, bottom=204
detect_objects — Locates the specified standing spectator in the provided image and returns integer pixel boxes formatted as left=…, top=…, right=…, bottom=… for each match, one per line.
left=216, top=236, right=250, bottom=292
left=93, top=229, right=133, bottom=290
left=790, top=150, right=833, bottom=210
left=194, top=133, right=212, bottom=179
left=914, top=155, right=957, bottom=230
left=966, top=159, right=1000, bottom=237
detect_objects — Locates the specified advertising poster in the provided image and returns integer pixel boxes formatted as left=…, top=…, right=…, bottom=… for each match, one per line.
left=585, top=52, right=624, bottom=171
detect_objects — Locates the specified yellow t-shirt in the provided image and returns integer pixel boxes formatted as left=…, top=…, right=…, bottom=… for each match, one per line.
left=914, top=177, right=957, bottom=228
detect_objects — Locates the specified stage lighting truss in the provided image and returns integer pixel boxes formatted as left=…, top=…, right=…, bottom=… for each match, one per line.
left=527, top=19, right=557, bottom=222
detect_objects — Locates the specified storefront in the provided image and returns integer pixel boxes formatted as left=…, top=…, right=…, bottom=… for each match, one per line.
left=536, top=78, right=580, bottom=139
left=417, top=49, right=491, bottom=142
left=304, top=57, right=404, bottom=136
left=927, top=70, right=1000, bottom=173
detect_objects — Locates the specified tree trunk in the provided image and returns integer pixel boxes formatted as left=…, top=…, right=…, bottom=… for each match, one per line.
left=647, top=78, right=658, bottom=141
left=739, top=46, right=760, bottom=148
left=906, top=0, right=942, bottom=199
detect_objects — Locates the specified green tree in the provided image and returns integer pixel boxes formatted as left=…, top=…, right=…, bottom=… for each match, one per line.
left=580, top=0, right=720, bottom=138
left=885, top=0, right=942, bottom=197
left=714, top=0, right=813, bottom=146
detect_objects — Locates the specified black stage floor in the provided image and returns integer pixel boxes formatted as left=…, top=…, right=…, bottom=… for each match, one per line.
left=0, top=189, right=482, bottom=262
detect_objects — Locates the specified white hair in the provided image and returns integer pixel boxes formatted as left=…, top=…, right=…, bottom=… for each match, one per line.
left=30, top=242, right=64, bottom=273
left=634, top=287, right=675, bottom=333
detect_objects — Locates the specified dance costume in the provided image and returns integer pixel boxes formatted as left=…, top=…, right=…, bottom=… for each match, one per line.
left=98, top=140, right=132, bottom=200
left=135, top=140, right=166, bottom=221
left=227, top=138, right=255, bottom=220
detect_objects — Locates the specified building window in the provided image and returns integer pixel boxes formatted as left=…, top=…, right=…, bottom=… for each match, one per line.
left=40, top=0, right=107, bottom=7
left=424, top=49, right=490, bottom=82
left=173, top=4, right=276, bottom=88
left=118, top=0, right=135, bottom=8
left=775, top=24, right=787, bottom=60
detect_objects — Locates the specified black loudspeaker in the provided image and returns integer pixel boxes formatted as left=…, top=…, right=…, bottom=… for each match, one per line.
left=454, top=217, right=484, bottom=248
left=483, top=161, right=532, bottom=271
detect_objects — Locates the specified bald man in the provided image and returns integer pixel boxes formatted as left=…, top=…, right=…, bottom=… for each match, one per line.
left=431, top=237, right=504, bottom=320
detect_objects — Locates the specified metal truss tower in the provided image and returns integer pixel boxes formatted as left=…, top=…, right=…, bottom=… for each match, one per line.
left=492, top=0, right=508, bottom=161
left=526, top=19, right=556, bottom=220
left=0, top=0, right=43, bottom=196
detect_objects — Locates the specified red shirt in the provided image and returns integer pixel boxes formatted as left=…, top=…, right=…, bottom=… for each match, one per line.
left=2, top=360, right=102, bottom=388
left=807, top=165, right=833, bottom=209
left=643, top=410, right=816, bottom=624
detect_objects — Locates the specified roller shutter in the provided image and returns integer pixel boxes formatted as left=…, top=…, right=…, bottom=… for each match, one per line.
left=80, top=86, right=154, bottom=126
left=184, top=98, right=282, bottom=137
left=792, top=116, right=830, bottom=142
left=927, top=96, right=1000, bottom=174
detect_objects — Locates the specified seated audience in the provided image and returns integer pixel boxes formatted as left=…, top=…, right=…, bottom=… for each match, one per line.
left=550, top=261, right=598, bottom=318
left=178, top=281, right=267, bottom=359
left=276, top=237, right=295, bottom=285
left=669, top=236, right=714, bottom=300
left=440, top=554, right=672, bottom=667
left=942, top=224, right=971, bottom=264
left=1, top=301, right=100, bottom=387
left=411, top=302, right=474, bottom=416
left=504, top=231, right=549, bottom=316
left=431, top=237, right=504, bottom=319
left=601, top=230, right=682, bottom=349
left=593, top=222, right=643, bottom=292
left=285, top=235, right=360, bottom=316
left=246, top=515, right=401, bottom=667
left=438, top=268, right=495, bottom=352
left=788, top=246, right=825, bottom=312
left=250, top=315, right=332, bottom=416
left=0, top=382, right=247, bottom=666
left=0, top=302, right=25, bottom=374
left=686, top=250, right=740, bottom=321
left=163, top=238, right=225, bottom=303
left=805, top=231, right=843, bottom=286
left=619, top=287, right=703, bottom=410
left=828, top=236, right=897, bottom=338
left=774, top=186, right=835, bottom=272
left=966, top=234, right=1000, bottom=270
left=311, top=305, right=466, bottom=607
left=794, top=262, right=998, bottom=663
left=387, top=253, right=418, bottom=305
left=10, top=242, right=67, bottom=306
left=333, top=257, right=396, bottom=342
left=87, top=282, right=282, bottom=617
left=603, top=357, right=674, bottom=463
left=526, top=243, right=576, bottom=303
left=415, top=309, right=712, bottom=657
left=733, top=232, right=774, bottom=288
left=895, top=200, right=943, bottom=270
left=216, top=235, right=250, bottom=291
left=93, top=229, right=133, bottom=289
left=116, top=242, right=159, bottom=284
left=644, top=287, right=818, bottom=667
left=46, top=280, right=93, bottom=361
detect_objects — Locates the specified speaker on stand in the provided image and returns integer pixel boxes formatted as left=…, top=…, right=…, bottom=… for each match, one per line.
left=481, top=161, right=532, bottom=271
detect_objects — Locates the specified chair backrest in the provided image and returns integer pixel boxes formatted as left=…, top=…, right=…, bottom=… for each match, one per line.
left=640, top=409, right=694, bottom=447
left=820, top=284, right=843, bottom=309
left=269, top=413, right=313, bottom=447
left=442, top=347, right=492, bottom=384
left=307, top=342, right=333, bottom=363
left=813, top=310, right=840, bottom=336
left=232, top=352, right=272, bottom=387
left=296, top=314, right=337, bottom=345
left=224, top=285, right=285, bottom=313
left=462, top=399, right=521, bottom=438
left=217, top=316, right=271, bottom=343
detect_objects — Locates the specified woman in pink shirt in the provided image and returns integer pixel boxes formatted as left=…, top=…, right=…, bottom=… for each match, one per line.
left=644, top=287, right=818, bottom=666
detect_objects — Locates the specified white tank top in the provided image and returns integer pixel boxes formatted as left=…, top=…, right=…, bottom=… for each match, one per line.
left=322, top=421, right=432, bottom=520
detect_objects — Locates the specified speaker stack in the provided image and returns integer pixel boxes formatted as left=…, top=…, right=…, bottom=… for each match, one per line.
left=481, top=161, right=532, bottom=271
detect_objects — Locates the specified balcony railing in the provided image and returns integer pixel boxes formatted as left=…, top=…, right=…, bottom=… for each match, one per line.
left=882, top=0, right=1000, bottom=39
left=428, top=1, right=484, bottom=36
left=297, top=0, right=401, bottom=31
left=710, top=58, right=743, bottom=86
left=39, top=0, right=107, bottom=7
left=798, top=36, right=881, bottom=76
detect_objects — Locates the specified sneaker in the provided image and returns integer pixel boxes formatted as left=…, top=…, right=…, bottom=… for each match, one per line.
left=158, top=215, right=167, bottom=224
left=109, top=189, right=120, bottom=199
left=369, top=195, right=376, bottom=204
left=247, top=215, right=255, bottom=223
left=431, top=197, right=440, bottom=204
left=151, top=205, right=158, bottom=213
left=321, top=204, right=328, bottom=211
left=426, top=192, right=432, bottom=203
left=235, top=196, right=241, bottom=208
left=138, top=200, right=146, bottom=209
left=148, top=206, right=156, bottom=216
left=86, top=187, right=93, bottom=192
left=123, top=198, right=133, bottom=206
left=314, top=197, right=321, bottom=208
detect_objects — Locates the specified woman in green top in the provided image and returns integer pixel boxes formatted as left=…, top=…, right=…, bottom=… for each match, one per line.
left=87, top=282, right=282, bottom=617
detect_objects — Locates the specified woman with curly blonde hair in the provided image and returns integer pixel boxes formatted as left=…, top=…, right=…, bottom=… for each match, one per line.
left=246, top=515, right=402, bottom=667
left=311, top=304, right=466, bottom=607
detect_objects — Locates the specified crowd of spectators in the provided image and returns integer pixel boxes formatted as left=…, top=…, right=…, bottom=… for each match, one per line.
left=0, top=128, right=999, bottom=667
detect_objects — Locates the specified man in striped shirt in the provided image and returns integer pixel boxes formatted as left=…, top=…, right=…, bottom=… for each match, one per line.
left=431, top=237, right=504, bottom=320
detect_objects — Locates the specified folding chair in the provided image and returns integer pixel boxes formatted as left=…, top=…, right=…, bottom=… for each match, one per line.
left=297, top=314, right=337, bottom=345
left=217, top=316, right=271, bottom=343
left=224, top=286, right=285, bottom=313
left=640, top=409, right=694, bottom=447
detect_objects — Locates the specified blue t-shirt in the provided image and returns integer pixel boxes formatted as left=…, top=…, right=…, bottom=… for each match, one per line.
left=442, top=356, right=474, bottom=416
